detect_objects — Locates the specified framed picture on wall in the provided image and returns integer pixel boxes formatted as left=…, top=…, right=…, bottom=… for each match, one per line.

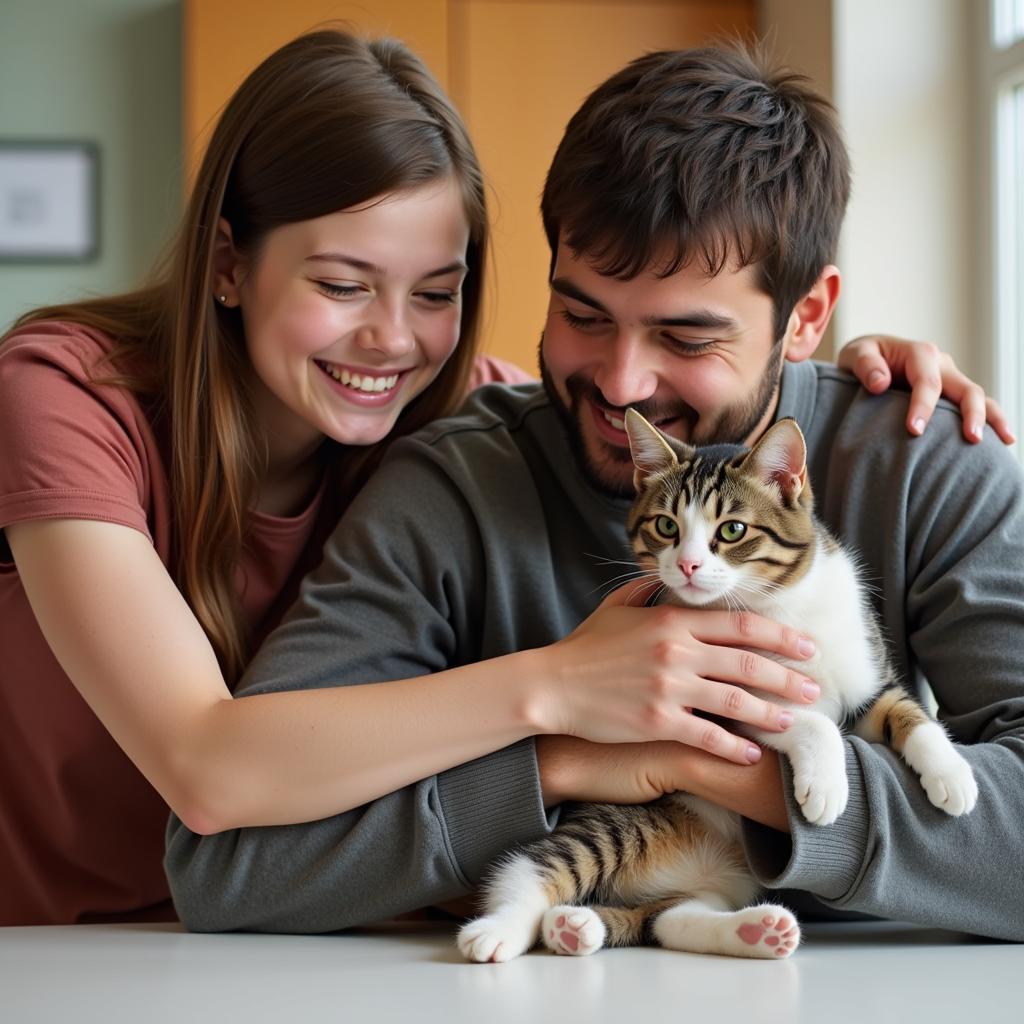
left=0, top=140, right=100, bottom=263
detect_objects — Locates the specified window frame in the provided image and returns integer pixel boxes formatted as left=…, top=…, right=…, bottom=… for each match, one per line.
left=983, top=2, right=1024, bottom=458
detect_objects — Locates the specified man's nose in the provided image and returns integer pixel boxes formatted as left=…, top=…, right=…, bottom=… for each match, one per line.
left=592, top=334, right=658, bottom=408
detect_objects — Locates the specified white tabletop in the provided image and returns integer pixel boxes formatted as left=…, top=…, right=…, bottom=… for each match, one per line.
left=1, top=919, right=1018, bottom=1023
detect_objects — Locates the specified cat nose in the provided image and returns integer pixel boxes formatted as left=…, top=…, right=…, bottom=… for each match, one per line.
left=679, top=559, right=701, bottom=578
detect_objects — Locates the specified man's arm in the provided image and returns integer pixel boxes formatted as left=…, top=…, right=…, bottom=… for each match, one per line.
left=165, top=443, right=557, bottom=932
left=739, top=415, right=1024, bottom=941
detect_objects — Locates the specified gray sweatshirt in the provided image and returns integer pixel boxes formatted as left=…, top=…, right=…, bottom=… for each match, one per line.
left=166, top=361, right=1024, bottom=940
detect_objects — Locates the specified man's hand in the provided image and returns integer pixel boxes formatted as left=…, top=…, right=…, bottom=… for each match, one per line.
left=839, top=335, right=1015, bottom=445
left=536, top=734, right=790, bottom=832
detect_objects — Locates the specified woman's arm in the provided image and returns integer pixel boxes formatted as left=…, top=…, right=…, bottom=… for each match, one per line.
left=8, top=518, right=813, bottom=834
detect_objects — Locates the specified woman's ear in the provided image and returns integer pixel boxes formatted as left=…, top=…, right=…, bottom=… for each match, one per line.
left=211, top=217, right=242, bottom=308
left=782, top=265, right=841, bottom=363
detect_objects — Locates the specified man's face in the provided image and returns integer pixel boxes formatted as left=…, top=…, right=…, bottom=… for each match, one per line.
left=541, top=240, right=788, bottom=497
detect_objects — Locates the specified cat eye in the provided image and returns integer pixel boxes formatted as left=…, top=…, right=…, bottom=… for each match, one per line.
left=717, top=521, right=747, bottom=543
left=654, top=515, right=679, bottom=539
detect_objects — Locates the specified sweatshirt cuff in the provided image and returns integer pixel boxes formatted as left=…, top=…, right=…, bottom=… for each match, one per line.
left=436, top=737, right=555, bottom=884
left=742, top=742, right=870, bottom=902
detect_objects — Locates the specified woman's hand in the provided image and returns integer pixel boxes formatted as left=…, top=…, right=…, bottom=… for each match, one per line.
left=527, top=580, right=820, bottom=766
left=838, top=335, right=1016, bottom=445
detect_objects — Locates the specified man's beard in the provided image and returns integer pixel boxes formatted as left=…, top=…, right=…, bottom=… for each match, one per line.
left=539, top=336, right=785, bottom=498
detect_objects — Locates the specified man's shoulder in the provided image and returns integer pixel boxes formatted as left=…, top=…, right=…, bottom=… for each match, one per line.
left=805, top=361, right=960, bottom=455
left=402, top=381, right=550, bottom=452
left=801, top=361, right=1022, bottom=497
left=356, top=382, right=575, bottom=537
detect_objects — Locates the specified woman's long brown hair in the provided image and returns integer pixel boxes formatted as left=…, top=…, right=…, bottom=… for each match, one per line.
left=5, top=30, right=489, bottom=684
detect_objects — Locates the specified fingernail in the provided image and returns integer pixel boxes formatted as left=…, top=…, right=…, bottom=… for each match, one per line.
left=970, top=422, right=983, bottom=441
left=802, top=681, right=820, bottom=701
left=797, top=638, right=815, bottom=657
left=868, top=370, right=886, bottom=389
left=746, top=744, right=762, bottom=764
left=778, top=711, right=794, bottom=729
left=911, top=418, right=925, bottom=435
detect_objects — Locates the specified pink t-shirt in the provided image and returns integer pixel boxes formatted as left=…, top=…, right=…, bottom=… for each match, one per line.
left=0, top=321, right=533, bottom=924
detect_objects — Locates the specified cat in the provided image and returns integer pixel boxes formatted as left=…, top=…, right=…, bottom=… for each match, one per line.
left=457, top=410, right=978, bottom=963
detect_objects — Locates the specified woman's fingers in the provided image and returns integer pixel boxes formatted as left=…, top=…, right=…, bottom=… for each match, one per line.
left=684, top=609, right=816, bottom=665
left=699, top=645, right=817, bottom=707
left=839, top=334, right=1017, bottom=446
left=674, top=715, right=763, bottom=765
left=843, top=338, right=892, bottom=393
left=985, top=396, right=1016, bottom=445
left=900, top=342, right=944, bottom=437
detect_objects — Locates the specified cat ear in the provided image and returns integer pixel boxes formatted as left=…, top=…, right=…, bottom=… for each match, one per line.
left=742, top=418, right=808, bottom=501
left=625, top=409, right=678, bottom=488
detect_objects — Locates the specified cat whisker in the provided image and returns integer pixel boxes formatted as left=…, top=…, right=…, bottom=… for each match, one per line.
left=592, top=569, right=661, bottom=599
left=585, top=553, right=646, bottom=569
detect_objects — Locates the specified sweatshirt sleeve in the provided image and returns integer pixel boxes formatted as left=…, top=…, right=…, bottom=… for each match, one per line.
left=741, top=418, right=1024, bottom=942
left=164, top=439, right=554, bottom=933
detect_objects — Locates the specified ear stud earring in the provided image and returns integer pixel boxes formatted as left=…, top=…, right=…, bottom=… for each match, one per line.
left=218, top=295, right=228, bottom=304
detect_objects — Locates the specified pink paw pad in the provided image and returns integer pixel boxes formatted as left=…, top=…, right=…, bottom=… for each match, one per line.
left=736, top=912, right=799, bottom=957
left=553, top=915, right=580, bottom=952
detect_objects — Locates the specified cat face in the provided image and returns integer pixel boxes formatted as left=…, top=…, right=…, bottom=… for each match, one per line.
left=625, top=410, right=816, bottom=608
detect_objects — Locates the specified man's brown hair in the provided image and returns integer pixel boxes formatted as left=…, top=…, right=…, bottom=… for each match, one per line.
left=541, top=44, right=850, bottom=340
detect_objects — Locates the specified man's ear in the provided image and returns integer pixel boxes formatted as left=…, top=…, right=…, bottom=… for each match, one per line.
left=782, top=265, right=841, bottom=363
left=211, top=217, right=243, bottom=308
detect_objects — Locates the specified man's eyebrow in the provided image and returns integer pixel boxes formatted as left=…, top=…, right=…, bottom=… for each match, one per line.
left=550, top=277, right=611, bottom=314
left=640, top=310, right=738, bottom=331
left=305, top=254, right=467, bottom=278
left=552, top=276, right=738, bottom=331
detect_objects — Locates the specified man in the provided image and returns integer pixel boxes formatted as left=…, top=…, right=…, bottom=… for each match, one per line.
left=166, top=46, right=1024, bottom=941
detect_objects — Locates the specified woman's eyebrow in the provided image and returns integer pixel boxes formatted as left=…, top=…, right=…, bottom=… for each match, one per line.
left=305, top=254, right=467, bottom=278
left=306, top=253, right=386, bottom=274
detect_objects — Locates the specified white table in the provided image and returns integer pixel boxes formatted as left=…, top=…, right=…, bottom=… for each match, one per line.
left=1, top=919, right=1018, bottom=1023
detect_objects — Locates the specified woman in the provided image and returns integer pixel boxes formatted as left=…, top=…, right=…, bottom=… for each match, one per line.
left=0, top=29, right=1007, bottom=927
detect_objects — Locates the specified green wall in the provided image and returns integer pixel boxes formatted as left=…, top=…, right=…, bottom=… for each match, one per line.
left=0, top=0, right=181, bottom=331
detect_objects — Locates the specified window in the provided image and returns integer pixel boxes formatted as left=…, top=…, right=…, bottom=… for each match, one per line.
left=986, top=2, right=1024, bottom=459
left=995, top=0, right=1024, bottom=47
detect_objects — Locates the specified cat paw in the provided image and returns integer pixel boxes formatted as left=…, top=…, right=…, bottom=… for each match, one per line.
left=541, top=906, right=606, bottom=957
left=734, top=905, right=801, bottom=959
left=793, top=769, right=848, bottom=826
left=457, top=914, right=536, bottom=963
left=921, top=757, right=978, bottom=816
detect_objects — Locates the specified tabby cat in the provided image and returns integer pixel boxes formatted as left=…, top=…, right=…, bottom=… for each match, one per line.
left=457, top=410, right=978, bottom=963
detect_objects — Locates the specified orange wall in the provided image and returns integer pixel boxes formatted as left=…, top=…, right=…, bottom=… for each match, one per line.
left=185, top=0, right=755, bottom=373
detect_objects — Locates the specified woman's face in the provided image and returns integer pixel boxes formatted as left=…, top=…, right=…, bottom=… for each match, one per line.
left=232, top=177, right=471, bottom=456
